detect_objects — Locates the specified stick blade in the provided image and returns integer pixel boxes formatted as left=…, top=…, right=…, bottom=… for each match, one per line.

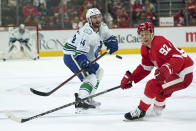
left=30, top=88, right=50, bottom=96
left=5, top=111, right=22, bottom=123
left=116, top=55, right=122, bottom=60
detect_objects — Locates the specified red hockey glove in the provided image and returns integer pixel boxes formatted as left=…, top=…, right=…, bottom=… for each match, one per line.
left=121, top=71, right=133, bottom=89
left=154, top=65, right=170, bottom=82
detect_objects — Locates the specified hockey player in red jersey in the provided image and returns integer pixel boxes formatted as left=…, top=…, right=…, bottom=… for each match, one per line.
left=121, top=22, right=194, bottom=120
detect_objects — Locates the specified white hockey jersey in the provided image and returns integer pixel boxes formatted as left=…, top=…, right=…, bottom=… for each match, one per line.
left=63, top=22, right=112, bottom=61
left=9, top=28, right=30, bottom=42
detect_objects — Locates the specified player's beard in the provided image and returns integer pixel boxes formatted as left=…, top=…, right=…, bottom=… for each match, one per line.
left=92, top=21, right=101, bottom=29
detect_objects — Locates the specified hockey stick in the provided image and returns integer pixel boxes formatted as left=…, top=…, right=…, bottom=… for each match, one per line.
left=30, top=50, right=109, bottom=96
left=6, top=85, right=121, bottom=123
left=115, top=55, right=122, bottom=60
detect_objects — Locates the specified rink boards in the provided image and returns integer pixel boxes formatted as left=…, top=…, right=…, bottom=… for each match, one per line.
left=0, top=26, right=196, bottom=57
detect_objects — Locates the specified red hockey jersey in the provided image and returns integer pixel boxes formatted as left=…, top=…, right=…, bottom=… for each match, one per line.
left=131, top=36, right=194, bottom=83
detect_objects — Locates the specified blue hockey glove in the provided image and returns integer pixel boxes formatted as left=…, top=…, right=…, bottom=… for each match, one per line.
left=9, top=38, right=17, bottom=43
left=104, top=36, right=118, bottom=54
left=75, top=54, right=99, bottom=74
left=21, top=39, right=29, bottom=44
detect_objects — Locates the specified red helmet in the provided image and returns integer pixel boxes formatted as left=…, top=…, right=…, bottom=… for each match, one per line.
left=137, top=22, right=154, bottom=34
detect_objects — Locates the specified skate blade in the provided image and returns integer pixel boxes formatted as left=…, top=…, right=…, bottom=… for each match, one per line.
left=75, top=108, right=98, bottom=114
left=123, top=117, right=145, bottom=122
left=145, top=109, right=162, bottom=117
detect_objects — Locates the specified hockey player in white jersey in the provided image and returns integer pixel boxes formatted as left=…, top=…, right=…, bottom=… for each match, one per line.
left=3, top=24, right=39, bottom=61
left=63, top=8, right=118, bottom=112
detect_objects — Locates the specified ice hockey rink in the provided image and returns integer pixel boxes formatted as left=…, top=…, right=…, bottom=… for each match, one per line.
left=0, top=54, right=196, bottom=131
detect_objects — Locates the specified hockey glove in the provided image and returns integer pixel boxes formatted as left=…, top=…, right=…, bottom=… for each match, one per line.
left=76, top=54, right=99, bottom=74
left=18, top=39, right=23, bottom=43
left=21, top=39, right=29, bottom=44
left=9, top=38, right=17, bottom=43
left=104, top=36, right=118, bottom=54
left=154, top=65, right=171, bottom=82
left=121, top=71, right=133, bottom=89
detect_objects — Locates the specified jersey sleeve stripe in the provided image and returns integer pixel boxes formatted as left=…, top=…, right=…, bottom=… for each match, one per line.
left=141, top=95, right=154, bottom=105
left=64, top=43, right=76, bottom=50
left=177, top=65, right=194, bottom=77
left=75, top=50, right=88, bottom=55
left=162, top=77, right=184, bottom=89
left=154, top=100, right=165, bottom=106
left=141, top=64, right=154, bottom=71
left=172, top=54, right=183, bottom=58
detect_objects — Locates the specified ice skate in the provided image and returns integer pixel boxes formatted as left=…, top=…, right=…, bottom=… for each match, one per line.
left=33, top=56, right=40, bottom=60
left=151, top=104, right=165, bottom=116
left=87, top=98, right=101, bottom=107
left=74, top=93, right=96, bottom=113
left=124, top=107, right=146, bottom=121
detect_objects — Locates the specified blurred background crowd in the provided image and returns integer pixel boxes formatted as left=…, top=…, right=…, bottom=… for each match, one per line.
left=0, top=0, right=195, bottom=29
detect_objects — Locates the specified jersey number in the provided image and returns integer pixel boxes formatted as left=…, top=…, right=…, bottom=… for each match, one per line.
left=72, top=34, right=76, bottom=43
left=159, top=44, right=171, bottom=55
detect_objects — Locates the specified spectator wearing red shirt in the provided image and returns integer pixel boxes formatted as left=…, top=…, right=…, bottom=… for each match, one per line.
left=118, top=15, right=130, bottom=28
left=145, top=7, right=156, bottom=25
left=173, top=10, right=185, bottom=26
left=186, top=0, right=196, bottom=15
left=131, top=0, right=145, bottom=24
left=79, top=2, right=89, bottom=22
left=22, top=2, right=39, bottom=25
left=118, top=7, right=130, bottom=28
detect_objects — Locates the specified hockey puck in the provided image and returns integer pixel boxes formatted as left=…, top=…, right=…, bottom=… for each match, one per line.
left=116, top=55, right=122, bottom=60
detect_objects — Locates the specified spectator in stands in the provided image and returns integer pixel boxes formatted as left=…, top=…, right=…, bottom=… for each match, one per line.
left=72, top=16, right=83, bottom=29
left=118, top=15, right=130, bottom=28
left=38, top=3, right=48, bottom=17
left=1, top=0, right=16, bottom=25
left=143, top=0, right=157, bottom=11
left=46, top=0, right=60, bottom=16
left=33, top=0, right=46, bottom=8
left=63, top=16, right=72, bottom=29
left=66, top=3, right=78, bottom=22
left=54, top=2, right=67, bottom=24
left=111, top=19, right=118, bottom=28
left=144, top=0, right=156, bottom=13
left=118, top=7, right=130, bottom=27
left=186, top=0, right=196, bottom=15
left=39, top=16, right=47, bottom=29
left=104, top=12, right=114, bottom=28
left=22, top=2, right=40, bottom=25
left=46, top=16, right=56, bottom=28
left=131, top=0, right=145, bottom=26
left=112, top=0, right=124, bottom=18
left=120, top=7, right=130, bottom=19
left=8, top=0, right=16, bottom=7
left=189, top=6, right=196, bottom=25
left=145, top=7, right=156, bottom=25
left=92, top=0, right=102, bottom=11
left=79, top=2, right=89, bottom=23
left=174, top=9, right=185, bottom=26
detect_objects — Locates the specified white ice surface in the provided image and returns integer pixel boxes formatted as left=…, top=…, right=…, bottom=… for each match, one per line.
left=0, top=54, right=196, bottom=131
